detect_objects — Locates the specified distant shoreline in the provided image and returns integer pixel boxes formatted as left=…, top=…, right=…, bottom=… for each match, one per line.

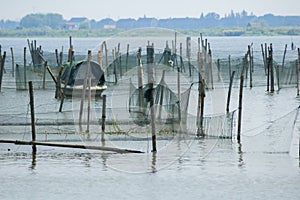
left=0, top=27, right=300, bottom=38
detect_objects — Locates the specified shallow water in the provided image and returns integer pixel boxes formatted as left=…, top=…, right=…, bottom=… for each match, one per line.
left=1, top=35, right=300, bottom=199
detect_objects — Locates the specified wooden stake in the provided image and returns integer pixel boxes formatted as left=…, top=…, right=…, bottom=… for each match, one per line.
left=282, top=44, right=287, bottom=72
left=226, top=71, right=236, bottom=112
left=297, top=48, right=300, bottom=96
left=112, top=49, right=118, bottom=84
left=270, top=44, right=275, bottom=93
left=209, top=49, right=214, bottom=89
left=28, top=81, right=37, bottom=152
left=228, top=55, right=231, bottom=80
left=248, top=45, right=253, bottom=88
left=237, top=74, right=244, bottom=143
left=126, top=44, right=129, bottom=72
left=46, top=66, right=57, bottom=84
left=42, top=61, right=47, bottom=89
left=86, top=78, right=91, bottom=133
left=59, top=51, right=74, bottom=112
left=79, top=51, right=92, bottom=126
left=261, top=44, right=267, bottom=75
left=0, top=51, right=6, bottom=92
left=55, top=66, right=63, bottom=99
left=147, top=44, right=156, bottom=152
left=24, top=47, right=27, bottom=90
left=197, top=78, right=205, bottom=136
left=101, top=95, right=106, bottom=142
left=10, top=47, right=14, bottom=77
left=186, top=37, right=192, bottom=77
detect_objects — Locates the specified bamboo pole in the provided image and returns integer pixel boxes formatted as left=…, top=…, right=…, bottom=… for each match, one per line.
left=101, top=95, right=106, bottom=142
left=197, top=79, right=205, bottom=137
left=55, top=66, right=63, bottom=99
left=186, top=37, right=191, bottom=77
left=147, top=43, right=156, bottom=152
left=59, top=51, right=74, bottom=112
left=112, top=49, right=117, bottom=84
left=267, top=47, right=270, bottom=92
left=0, top=139, right=143, bottom=154
left=104, top=41, right=108, bottom=68
left=79, top=51, right=92, bottom=126
left=261, top=44, right=267, bottom=75
left=209, top=49, right=214, bottom=89
left=248, top=45, right=253, bottom=88
left=158, top=70, right=166, bottom=120
left=10, top=47, right=14, bottom=77
left=24, top=47, right=27, bottom=90
left=126, top=44, right=129, bottom=72
left=46, top=66, right=57, bottom=84
left=297, top=48, right=300, bottom=96
left=228, top=55, right=231, bottom=80
left=265, top=43, right=268, bottom=72
left=28, top=81, right=37, bottom=152
left=42, top=61, right=47, bottom=89
left=270, top=44, right=275, bottom=93
left=282, top=44, right=287, bottom=72
left=237, top=74, right=244, bottom=143
left=0, top=51, right=6, bottom=92
left=86, top=78, right=91, bottom=133
left=226, top=71, right=236, bottom=112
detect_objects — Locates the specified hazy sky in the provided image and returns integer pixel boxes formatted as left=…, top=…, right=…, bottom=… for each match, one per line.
left=1, top=0, right=299, bottom=20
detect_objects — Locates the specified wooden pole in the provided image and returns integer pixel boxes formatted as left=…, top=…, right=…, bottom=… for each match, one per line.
left=55, top=66, right=63, bottom=99
left=147, top=44, right=156, bottom=152
left=46, top=66, right=57, bottom=85
left=209, top=49, right=214, bottom=89
left=267, top=47, right=270, bottom=92
left=228, top=55, right=231, bottom=80
left=112, top=49, right=118, bottom=84
left=24, top=47, right=27, bottom=90
left=28, top=81, right=37, bottom=152
left=197, top=79, right=205, bottom=137
left=59, top=51, right=74, bottom=112
left=177, top=55, right=181, bottom=121
left=261, top=44, right=267, bottom=75
left=68, top=36, right=73, bottom=62
left=126, top=44, right=129, bottom=72
left=104, top=41, right=108, bottom=68
left=79, top=51, right=92, bottom=126
left=158, top=70, right=166, bottom=119
left=282, top=44, right=287, bottom=72
left=10, top=47, right=14, bottom=77
left=180, top=43, right=183, bottom=72
left=186, top=37, right=192, bottom=77
left=297, top=48, right=300, bottom=96
left=86, top=78, right=91, bottom=133
left=237, top=74, right=244, bottom=143
left=226, top=71, right=236, bottom=112
left=270, top=44, right=275, bottom=93
left=248, top=45, right=253, bottom=88
left=0, top=51, right=6, bottom=92
left=101, top=95, right=106, bottom=142
left=42, top=61, right=47, bottom=89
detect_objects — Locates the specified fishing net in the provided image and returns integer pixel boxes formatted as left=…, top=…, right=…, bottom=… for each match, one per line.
left=241, top=107, right=299, bottom=153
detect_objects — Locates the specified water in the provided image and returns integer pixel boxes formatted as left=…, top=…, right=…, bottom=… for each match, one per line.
left=1, top=35, right=300, bottom=200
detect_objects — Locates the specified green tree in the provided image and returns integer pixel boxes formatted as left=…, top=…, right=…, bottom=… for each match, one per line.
left=20, top=13, right=63, bottom=29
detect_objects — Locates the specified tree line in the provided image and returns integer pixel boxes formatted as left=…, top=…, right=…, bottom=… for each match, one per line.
left=1, top=11, right=300, bottom=30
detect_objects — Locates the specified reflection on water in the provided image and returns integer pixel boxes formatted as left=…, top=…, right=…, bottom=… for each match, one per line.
left=0, top=136, right=299, bottom=200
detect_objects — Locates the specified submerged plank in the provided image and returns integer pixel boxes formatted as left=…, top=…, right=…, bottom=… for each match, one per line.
left=0, top=139, right=143, bottom=154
